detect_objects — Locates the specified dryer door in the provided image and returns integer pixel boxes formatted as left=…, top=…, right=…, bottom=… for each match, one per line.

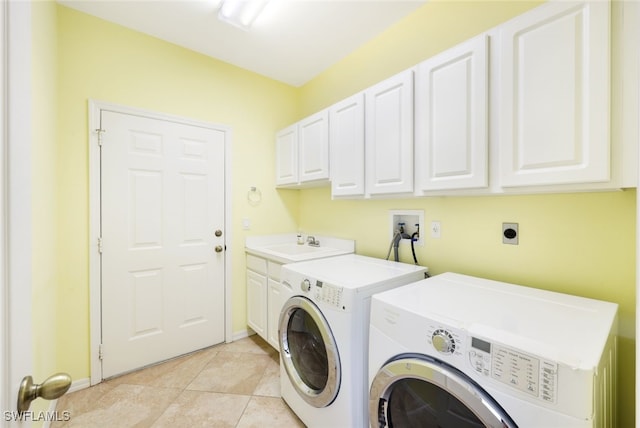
left=370, top=354, right=518, bottom=428
left=279, top=296, right=341, bottom=408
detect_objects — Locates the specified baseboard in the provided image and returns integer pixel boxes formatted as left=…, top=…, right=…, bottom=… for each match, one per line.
left=232, top=328, right=254, bottom=342
left=67, top=377, right=91, bottom=393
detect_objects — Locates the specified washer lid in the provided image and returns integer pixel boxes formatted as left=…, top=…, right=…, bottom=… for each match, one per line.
left=282, top=254, right=427, bottom=290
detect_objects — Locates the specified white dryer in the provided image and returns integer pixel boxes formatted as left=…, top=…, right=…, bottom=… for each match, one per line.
left=369, top=272, right=618, bottom=428
left=279, top=254, right=427, bottom=428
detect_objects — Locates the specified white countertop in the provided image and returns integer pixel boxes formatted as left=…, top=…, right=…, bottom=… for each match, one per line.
left=245, top=233, right=355, bottom=264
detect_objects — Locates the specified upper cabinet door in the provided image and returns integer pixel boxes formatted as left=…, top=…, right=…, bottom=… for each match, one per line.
left=330, top=93, right=365, bottom=197
left=298, top=109, right=330, bottom=183
left=498, top=1, right=610, bottom=187
left=415, top=34, right=489, bottom=192
left=275, top=124, right=298, bottom=186
left=365, top=69, right=415, bottom=195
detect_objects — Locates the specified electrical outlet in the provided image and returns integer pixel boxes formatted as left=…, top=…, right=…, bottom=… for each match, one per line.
left=431, top=221, right=441, bottom=238
left=502, top=223, right=518, bottom=245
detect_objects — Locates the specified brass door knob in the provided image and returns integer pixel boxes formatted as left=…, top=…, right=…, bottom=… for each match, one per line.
left=18, top=373, right=72, bottom=413
left=215, top=229, right=223, bottom=237
left=215, top=245, right=224, bottom=253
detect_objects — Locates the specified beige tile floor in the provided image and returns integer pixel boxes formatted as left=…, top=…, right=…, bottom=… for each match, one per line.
left=52, top=335, right=305, bottom=428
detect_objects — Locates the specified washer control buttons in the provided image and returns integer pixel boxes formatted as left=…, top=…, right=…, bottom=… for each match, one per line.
left=300, top=279, right=311, bottom=292
left=313, top=281, right=343, bottom=309
left=469, top=350, right=491, bottom=376
left=432, top=329, right=456, bottom=354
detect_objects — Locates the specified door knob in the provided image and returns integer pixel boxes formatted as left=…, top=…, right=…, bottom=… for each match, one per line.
left=215, top=229, right=223, bottom=237
left=17, top=373, right=72, bottom=414
left=215, top=245, right=224, bottom=253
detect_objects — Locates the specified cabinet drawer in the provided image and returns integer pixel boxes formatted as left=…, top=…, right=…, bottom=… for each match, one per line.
left=246, top=254, right=267, bottom=275
left=268, top=262, right=282, bottom=281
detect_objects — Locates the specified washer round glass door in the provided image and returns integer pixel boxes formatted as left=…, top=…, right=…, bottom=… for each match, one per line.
left=370, top=354, right=518, bottom=428
left=279, top=296, right=341, bottom=408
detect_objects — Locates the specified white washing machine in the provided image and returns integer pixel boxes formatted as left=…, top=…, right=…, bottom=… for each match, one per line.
left=369, top=272, right=618, bottom=428
left=279, top=254, right=428, bottom=428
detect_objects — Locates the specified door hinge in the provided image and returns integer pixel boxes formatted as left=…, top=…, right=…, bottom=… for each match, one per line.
left=97, top=237, right=103, bottom=254
left=95, top=128, right=106, bottom=146
left=98, top=344, right=104, bottom=360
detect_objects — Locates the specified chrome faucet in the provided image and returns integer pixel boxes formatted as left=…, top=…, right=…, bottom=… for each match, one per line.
left=307, top=236, right=320, bottom=247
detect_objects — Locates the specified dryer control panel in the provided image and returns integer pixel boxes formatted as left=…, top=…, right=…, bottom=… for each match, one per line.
left=469, top=336, right=558, bottom=404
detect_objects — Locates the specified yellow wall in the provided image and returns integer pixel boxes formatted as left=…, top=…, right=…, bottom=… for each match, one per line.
left=31, top=0, right=59, bottom=415
left=297, top=1, right=636, bottom=426
left=54, top=5, right=299, bottom=379
left=300, top=0, right=543, bottom=116
left=34, top=1, right=635, bottom=426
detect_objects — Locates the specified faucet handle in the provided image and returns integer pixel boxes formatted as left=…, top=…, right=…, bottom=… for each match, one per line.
left=306, top=236, right=320, bottom=246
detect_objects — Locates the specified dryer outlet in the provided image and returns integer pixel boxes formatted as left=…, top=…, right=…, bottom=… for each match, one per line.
left=502, top=222, right=519, bottom=245
left=389, top=210, right=424, bottom=246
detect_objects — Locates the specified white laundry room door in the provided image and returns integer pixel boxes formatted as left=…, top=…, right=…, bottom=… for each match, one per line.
left=100, top=110, right=226, bottom=378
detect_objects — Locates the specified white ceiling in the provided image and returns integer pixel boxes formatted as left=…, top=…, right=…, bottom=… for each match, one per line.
left=58, top=0, right=426, bottom=87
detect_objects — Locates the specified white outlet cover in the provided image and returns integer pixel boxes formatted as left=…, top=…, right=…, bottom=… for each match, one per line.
left=431, top=221, right=441, bottom=238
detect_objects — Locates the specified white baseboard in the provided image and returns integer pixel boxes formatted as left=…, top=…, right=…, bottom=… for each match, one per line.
left=231, top=328, right=254, bottom=342
left=67, top=377, right=91, bottom=393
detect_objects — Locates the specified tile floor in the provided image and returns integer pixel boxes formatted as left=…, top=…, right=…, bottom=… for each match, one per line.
left=52, top=335, right=305, bottom=428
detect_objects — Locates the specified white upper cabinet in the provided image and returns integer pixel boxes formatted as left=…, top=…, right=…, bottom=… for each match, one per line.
left=298, top=110, right=330, bottom=183
left=365, top=69, right=415, bottom=196
left=498, top=1, right=610, bottom=187
left=275, top=124, right=298, bottom=186
left=329, top=93, right=365, bottom=197
left=276, top=109, right=329, bottom=187
left=415, top=34, right=489, bottom=192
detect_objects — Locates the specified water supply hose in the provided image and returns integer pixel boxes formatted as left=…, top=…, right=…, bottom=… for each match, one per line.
left=411, top=232, right=419, bottom=264
left=386, top=230, right=402, bottom=261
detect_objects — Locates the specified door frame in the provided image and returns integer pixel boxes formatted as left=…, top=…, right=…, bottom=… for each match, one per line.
left=88, top=100, right=233, bottom=385
left=1, top=0, right=33, bottom=422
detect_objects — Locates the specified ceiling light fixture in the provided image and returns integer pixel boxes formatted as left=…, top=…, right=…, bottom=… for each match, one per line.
left=217, top=0, right=270, bottom=30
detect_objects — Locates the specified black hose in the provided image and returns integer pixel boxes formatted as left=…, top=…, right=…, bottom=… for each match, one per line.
left=411, top=232, right=419, bottom=265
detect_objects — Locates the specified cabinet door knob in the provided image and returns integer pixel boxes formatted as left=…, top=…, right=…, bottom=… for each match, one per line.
left=215, top=229, right=223, bottom=237
left=215, top=245, right=224, bottom=253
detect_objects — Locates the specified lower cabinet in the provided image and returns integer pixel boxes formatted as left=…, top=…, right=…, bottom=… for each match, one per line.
left=246, top=268, right=267, bottom=339
left=246, top=254, right=283, bottom=351
left=267, top=278, right=283, bottom=349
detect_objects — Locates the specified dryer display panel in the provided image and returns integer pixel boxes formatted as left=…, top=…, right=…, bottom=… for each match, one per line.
left=469, top=337, right=558, bottom=404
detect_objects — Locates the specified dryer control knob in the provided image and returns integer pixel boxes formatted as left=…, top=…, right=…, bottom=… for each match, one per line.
left=300, top=279, right=312, bottom=292
left=432, top=329, right=455, bottom=354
